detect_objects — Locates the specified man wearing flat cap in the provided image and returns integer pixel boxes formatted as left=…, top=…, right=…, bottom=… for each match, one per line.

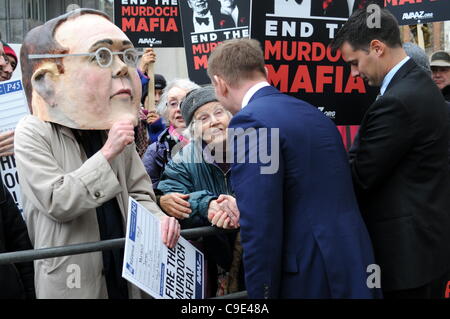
left=430, top=50, right=450, bottom=101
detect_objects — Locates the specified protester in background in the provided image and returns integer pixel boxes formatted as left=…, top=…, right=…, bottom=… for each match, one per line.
left=430, top=50, right=450, bottom=102
left=208, top=38, right=379, bottom=299
left=16, top=9, right=180, bottom=299
left=142, top=78, right=199, bottom=188
left=0, top=178, right=35, bottom=299
left=157, top=86, right=242, bottom=296
left=0, top=41, right=14, bottom=82
left=141, top=74, right=168, bottom=143
left=0, top=41, right=17, bottom=81
left=333, top=8, right=450, bottom=298
left=0, top=41, right=15, bottom=157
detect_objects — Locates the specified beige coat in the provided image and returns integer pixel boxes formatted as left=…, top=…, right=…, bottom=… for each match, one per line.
left=15, top=115, right=165, bottom=299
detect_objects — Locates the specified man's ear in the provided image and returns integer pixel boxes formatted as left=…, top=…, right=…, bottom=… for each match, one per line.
left=214, top=75, right=228, bottom=97
left=31, top=62, right=60, bottom=107
left=370, top=40, right=385, bottom=57
left=264, top=67, right=269, bottom=79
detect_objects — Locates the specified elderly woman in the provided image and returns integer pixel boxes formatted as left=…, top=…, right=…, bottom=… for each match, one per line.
left=142, top=78, right=199, bottom=186
left=157, top=86, right=242, bottom=296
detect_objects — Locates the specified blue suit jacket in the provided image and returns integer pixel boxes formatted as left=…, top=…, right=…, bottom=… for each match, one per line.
left=229, top=86, right=381, bottom=298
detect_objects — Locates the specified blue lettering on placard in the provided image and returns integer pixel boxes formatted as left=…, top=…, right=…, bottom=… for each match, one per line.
left=195, top=252, right=203, bottom=298
left=126, top=263, right=135, bottom=275
left=0, top=81, right=23, bottom=95
left=4, top=81, right=22, bottom=93
left=160, top=263, right=165, bottom=297
left=129, top=201, right=138, bottom=241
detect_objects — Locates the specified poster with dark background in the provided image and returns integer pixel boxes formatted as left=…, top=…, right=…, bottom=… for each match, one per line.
left=385, top=0, right=450, bottom=25
left=115, top=0, right=184, bottom=48
left=251, top=0, right=383, bottom=128
left=179, top=0, right=251, bottom=85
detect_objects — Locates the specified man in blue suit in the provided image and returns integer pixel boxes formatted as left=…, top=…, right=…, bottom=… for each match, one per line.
left=207, top=38, right=381, bottom=299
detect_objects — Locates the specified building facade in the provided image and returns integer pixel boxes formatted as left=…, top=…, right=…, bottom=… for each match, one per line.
left=0, top=0, right=113, bottom=43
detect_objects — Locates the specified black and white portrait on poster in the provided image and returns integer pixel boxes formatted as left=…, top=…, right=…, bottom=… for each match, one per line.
left=179, top=0, right=250, bottom=84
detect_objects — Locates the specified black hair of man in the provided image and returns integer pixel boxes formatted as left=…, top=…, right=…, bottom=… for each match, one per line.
left=331, top=7, right=402, bottom=53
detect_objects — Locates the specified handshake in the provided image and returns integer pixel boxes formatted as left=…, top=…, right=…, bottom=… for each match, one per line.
left=159, top=193, right=240, bottom=230
left=208, top=195, right=240, bottom=230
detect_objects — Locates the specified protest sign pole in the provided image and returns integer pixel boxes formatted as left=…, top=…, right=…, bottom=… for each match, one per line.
left=145, top=46, right=156, bottom=112
left=417, top=24, right=425, bottom=50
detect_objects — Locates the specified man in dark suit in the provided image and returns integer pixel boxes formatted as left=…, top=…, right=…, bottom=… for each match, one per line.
left=184, top=0, right=234, bottom=33
left=333, top=8, right=450, bottom=298
left=207, top=38, right=381, bottom=299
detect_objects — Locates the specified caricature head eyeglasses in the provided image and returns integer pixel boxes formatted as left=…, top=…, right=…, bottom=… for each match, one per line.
left=28, top=47, right=142, bottom=69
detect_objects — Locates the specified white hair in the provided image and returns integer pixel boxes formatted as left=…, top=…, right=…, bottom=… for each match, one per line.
left=156, top=78, right=200, bottom=125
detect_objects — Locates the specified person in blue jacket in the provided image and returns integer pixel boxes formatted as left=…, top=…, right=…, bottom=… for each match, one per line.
left=207, top=38, right=381, bottom=299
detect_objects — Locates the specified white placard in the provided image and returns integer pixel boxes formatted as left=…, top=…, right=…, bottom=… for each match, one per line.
left=123, top=197, right=205, bottom=299
left=0, top=79, right=30, bottom=212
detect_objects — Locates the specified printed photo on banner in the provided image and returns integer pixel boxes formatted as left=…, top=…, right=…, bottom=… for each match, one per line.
left=114, top=0, right=184, bottom=47
left=251, top=0, right=382, bottom=126
left=273, top=0, right=373, bottom=19
left=179, top=0, right=250, bottom=84
left=123, top=198, right=205, bottom=299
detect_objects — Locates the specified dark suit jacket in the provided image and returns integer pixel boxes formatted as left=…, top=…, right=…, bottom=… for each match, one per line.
left=229, top=85, right=381, bottom=298
left=0, top=180, right=35, bottom=299
left=350, top=59, right=450, bottom=292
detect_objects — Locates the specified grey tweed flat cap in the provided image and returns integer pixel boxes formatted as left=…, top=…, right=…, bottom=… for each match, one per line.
left=181, top=85, right=218, bottom=126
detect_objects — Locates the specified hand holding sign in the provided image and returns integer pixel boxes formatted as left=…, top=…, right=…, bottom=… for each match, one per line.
left=160, top=215, right=181, bottom=249
left=0, top=130, right=14, bottom=157
left=140, top=48, right=157, bottom=112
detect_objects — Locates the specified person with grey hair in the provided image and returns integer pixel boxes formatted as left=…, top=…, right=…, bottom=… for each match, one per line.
left=142, top=78, right=200, bottom=219
left=157, top=86, right=242, bottom=296
left=403, top=42, right=431, bottom=76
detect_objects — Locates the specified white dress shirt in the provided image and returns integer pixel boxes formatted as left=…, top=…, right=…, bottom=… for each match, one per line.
left=241, top=81, right=271, bottom=109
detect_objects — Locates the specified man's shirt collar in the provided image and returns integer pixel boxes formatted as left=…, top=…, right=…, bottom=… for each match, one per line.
left=242, top=81, right=270, bottom=109
left=380, top=56, right=410, bottom=96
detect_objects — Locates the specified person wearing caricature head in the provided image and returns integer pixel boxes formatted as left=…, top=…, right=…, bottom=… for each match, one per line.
left=15, top=9, right=181, bottom=299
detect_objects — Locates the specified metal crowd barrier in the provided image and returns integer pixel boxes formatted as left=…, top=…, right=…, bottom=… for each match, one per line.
left=0, top=226, right=247, bottom=299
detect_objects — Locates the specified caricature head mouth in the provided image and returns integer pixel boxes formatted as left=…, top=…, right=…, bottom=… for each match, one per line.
left=111, top=89, right=132, bottom=99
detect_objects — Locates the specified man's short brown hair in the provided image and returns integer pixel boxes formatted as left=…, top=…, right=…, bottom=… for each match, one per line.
left=207, top=38, right=266, bottom=87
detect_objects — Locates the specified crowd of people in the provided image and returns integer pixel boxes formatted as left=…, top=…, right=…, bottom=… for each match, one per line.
left=0, top=6, right=450, bottom=299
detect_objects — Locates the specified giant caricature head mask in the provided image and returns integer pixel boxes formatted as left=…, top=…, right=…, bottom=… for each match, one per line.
left=21, top=9, right=141, bottom=129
